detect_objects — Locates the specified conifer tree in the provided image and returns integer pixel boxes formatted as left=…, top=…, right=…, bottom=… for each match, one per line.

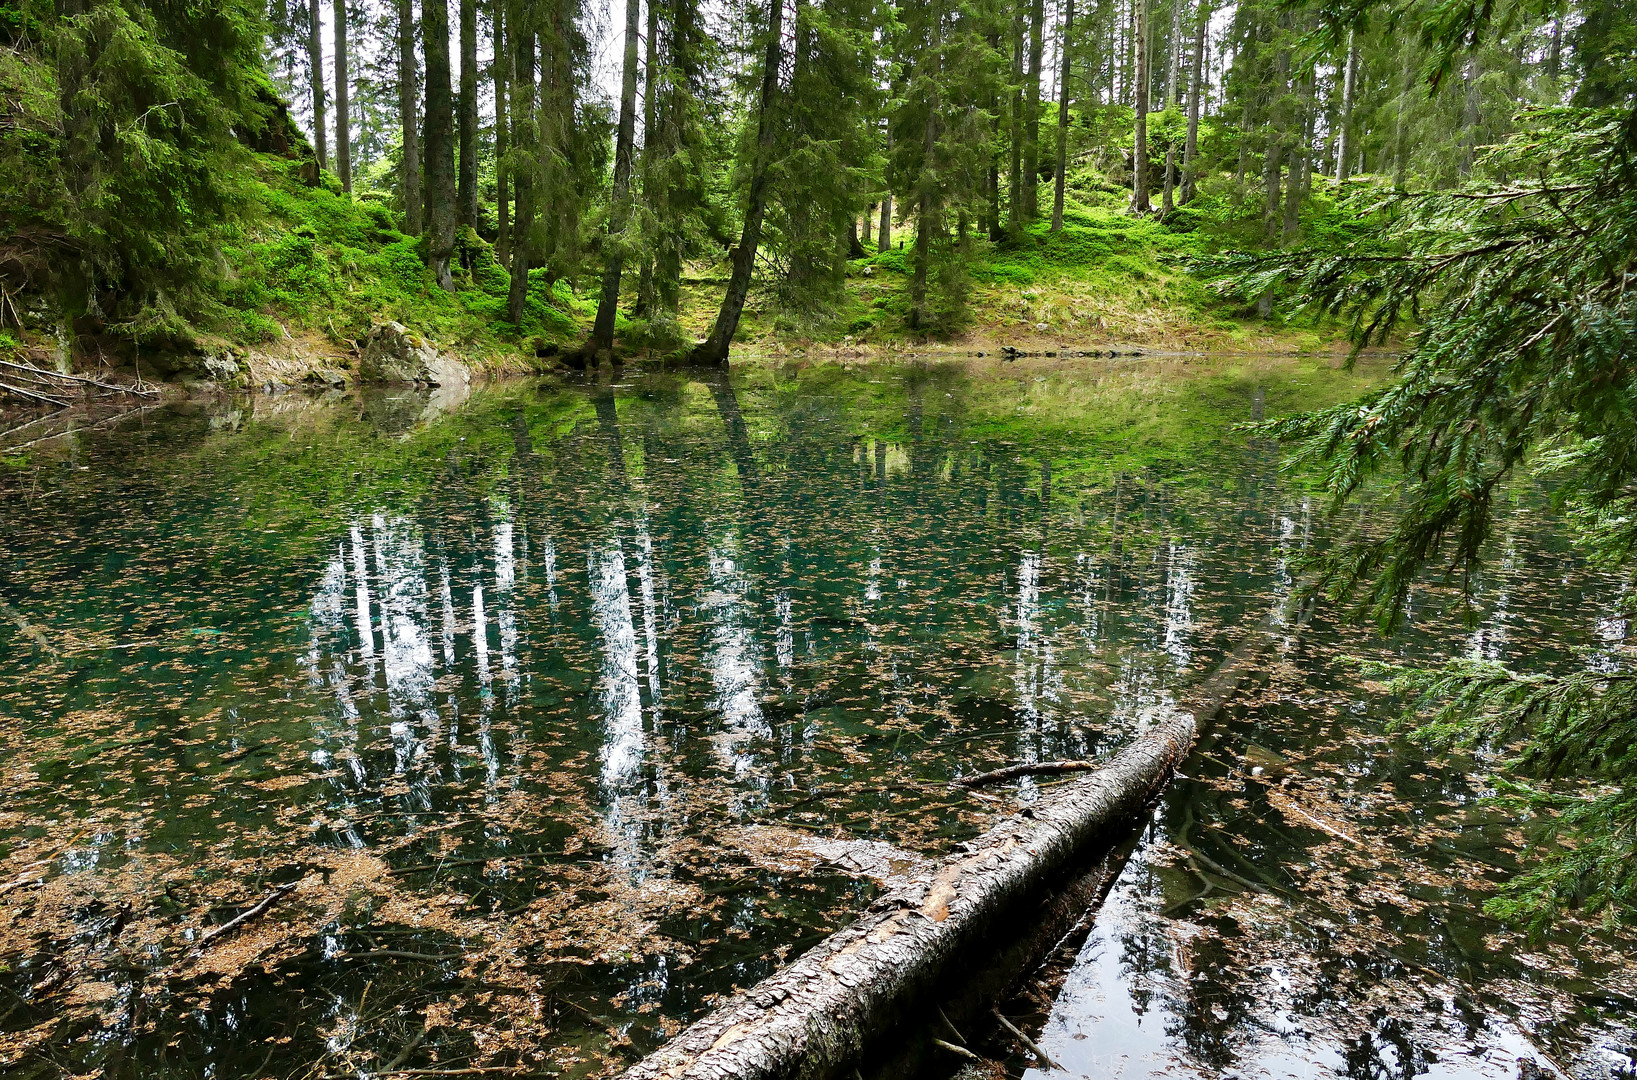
left=398, top=0, right=423, bottom=234
left=333, top=0, right=351, bottom=191
left=423, top=0, right=458, bottom=287
left=458, top=0, right=479, bottom=225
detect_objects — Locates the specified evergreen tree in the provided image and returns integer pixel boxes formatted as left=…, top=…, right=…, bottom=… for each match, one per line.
left=423, top=0, right=457, bottom=287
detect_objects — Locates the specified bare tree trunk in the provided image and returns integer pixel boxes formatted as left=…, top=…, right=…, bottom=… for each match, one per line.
left=1008, top=3, right=1024, bottom=233
left=506, top=22, right=535, bottom=323
left=1050, top=0, right=1074, bottom=231
left=690, top=0, right=785, bottom=365
left=1459, top=53, right=1480, bottom=176
left=877, top=191, right=892, bottom=251
left=458, top=0, right=478, bottom=223
left=494, top=0, right=510, bottom=261
left=1181, top=0, right=1206, bottom=202
left=634, top=0, right=660, bottom=316
left=1129, top=0, right=1151, bottom=213
left=862, top=205, right=873, bottom=247
left=1392, top=41, right=1411, bottom=190
left=309, top=0, right=328, bottom=171
left=423, top=0, right=457, bottom=288
left=333, top=0, right=350, bottom=190
left=1164, top=0, right=1183, bottom=105
left=398, top=0, right=422, bottom=235
left=590, top=0, right=642, bottom=352
left=1161, top=144, right=1175, bottom=214
left=1022, top=0, right=1046, bottom=220
left=910, top=9, right=942, bottom=330
left=1334, top=27, right=1357, bottom=183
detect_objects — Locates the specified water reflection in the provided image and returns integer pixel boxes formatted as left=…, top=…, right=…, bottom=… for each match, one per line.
left=0, top=362, right=1630, bottom=1080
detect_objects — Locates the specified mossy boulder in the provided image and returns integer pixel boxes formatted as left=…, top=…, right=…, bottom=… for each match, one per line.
left=358, top=321, right=470, bottom=387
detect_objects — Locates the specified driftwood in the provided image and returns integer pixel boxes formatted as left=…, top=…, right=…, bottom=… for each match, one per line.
left=953, top=759, right=1101, bottom=789
left=619, top=607, right=1288, bottom=1080
left=0, top=358, right=157, bottom=396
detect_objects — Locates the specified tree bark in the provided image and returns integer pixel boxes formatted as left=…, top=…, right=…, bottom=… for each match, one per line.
left=1129, top=0, right=1150, bottom=213
left=494, top=0, right=511, bottom=261
left=1334, top=27, right=1357, bottom=184
left=1180, top=0, right=1206, bottom=202
left=398, top=0, right=422, bottom=235
left=506, top=21, right=535, bottom=323
left=591, top=0, right=643, bottom=352
left=634, top=0, right=660, bottom=316
left=309, top=0, right=328, bottom=171
left=423, top=0, right=457, bottom=288
left=689, top=0, right=784, bottom=365
left=877, top=192, right=892, bottom=252
left=1007, top=3, right=1024, bottom=233
left=619, top=607, right=1284, bottom=1080
left=458, top=0, right=479, bottom=224
left=333, top=0, right=351, bottom=190
left=1164, top=0, right=1183, bottom=106
left=862, top=204, right=873, bottom=247
left=910, top=10, right=941, bottom=331
left=1050, top=0, right=1073, bottom=231
left=1022, top=0, right=1045, bottom=221
left=1459, top=53, right=1480, bottom=176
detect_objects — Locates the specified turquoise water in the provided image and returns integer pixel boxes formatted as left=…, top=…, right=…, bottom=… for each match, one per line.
left=0, top=357, right=1629, bottom=1080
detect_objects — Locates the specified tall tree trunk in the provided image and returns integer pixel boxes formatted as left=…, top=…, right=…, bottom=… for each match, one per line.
left=1164, top=0, right=1183, bottom=105
left=1129, top=0, right=1151, bottom=213
left=423, top=0, right=457, bottom=288
left=634, top=0, right=660, bottom=316
left=690, top=0, right=785, bottom=365
left=506, top=20, right=535, bottom=322
left=910, top=7, right=942, bottom=330
left=877, top=190, right=892, bottom=251
left=1161, top=144, right=1175, bottom=214
left=309, top=0, right=328, bottom=171
left=1392, top=41, right=1411, bottom=190
left=494, top=0, right=511, bottom=261
left=1546, top=17, right=1562, bottom=79
left=1050, top=0, right=1074, bottom=231
left=1181, top=0, right=1206, bottom=202
left=1459, top=53, right=1480, bottom=176
left=398, top=0, right=422, bottom=234
left=910, top=7, right=949, bottom=328
left=862, top=204, right=873, bottom=247
left=1281, top=73, right=1307, bottom=243
left=1334, top=27, right=1357, bottom=183
left=591, top=0, right=643, bottom=352
left=1022, top=0, right=1045, bottom=220
left=458, top=0, right=478, bottom=223
left=333, top=0, right=350, bottom=190
left=1008, top=3, right=1024, bottom=232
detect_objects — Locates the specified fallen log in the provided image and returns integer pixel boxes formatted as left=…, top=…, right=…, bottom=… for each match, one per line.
left=620, top=605, right=1291, bottom=1080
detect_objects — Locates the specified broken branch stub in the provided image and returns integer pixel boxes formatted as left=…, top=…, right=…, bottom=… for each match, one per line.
left=619, top=610, right=1280, bottom=1080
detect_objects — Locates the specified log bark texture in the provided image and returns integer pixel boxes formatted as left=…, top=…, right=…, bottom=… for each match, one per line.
left=620, top=609, right=1283, bottom=1080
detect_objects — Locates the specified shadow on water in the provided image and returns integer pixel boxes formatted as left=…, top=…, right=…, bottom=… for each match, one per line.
left=0, top=355, right=1629, bottom=1080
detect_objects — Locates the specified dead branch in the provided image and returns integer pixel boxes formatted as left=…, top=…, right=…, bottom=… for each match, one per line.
left=954, top=759, right=1102, bottom=789
left=192, top=883, right=296, bottom=953
left=0, top=380, right=69, bottom=408
left=0, top=358, right=158, bottom=396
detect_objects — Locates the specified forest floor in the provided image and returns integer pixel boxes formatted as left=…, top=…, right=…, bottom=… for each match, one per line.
left=1, top=155, right=1349, bottom=390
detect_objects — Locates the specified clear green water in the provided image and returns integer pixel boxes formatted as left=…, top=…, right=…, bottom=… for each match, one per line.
left=0, top=356, right=1630, bottom=1080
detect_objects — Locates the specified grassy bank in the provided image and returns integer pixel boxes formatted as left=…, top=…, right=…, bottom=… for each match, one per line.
left=5, top=155, right=1346, bottom=389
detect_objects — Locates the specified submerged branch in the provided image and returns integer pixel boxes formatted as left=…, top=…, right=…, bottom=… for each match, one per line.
left=955, top=760, right=1102, bottom=789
